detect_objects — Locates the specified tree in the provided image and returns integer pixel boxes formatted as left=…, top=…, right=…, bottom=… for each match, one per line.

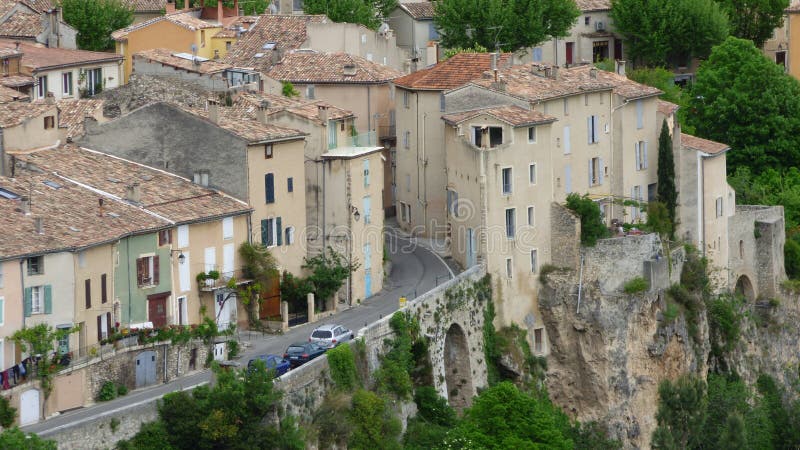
left=197, top=0, right=270, bottom=15
left=717, top=0, right=790, bottom=48
left=232, top=242, right=279, bottom=326
left=656, top=120, right=677, bottom=233
left=651, top=375, right=707, bottom=450
left=11, top=324, right=80, bottom=399
left=302, top=0, right=389, bottom=30
left=687, top=37, right=800, bottom=172
left=565, top=193, right=610, bottom=246
left=0, top=428, right=56, bottom=449
left=627, top=67, right=688, bottom=108
left=303, top=248, right=359, bottom=308
left=349, top=389, right=401, bottom=450
left=433, top=0, right=579, bottom=52
left=59, top=0, right=134, bottom=51
left=719, top=412, right=748, bottom=449
left=610, top=0, right=728, bottom=67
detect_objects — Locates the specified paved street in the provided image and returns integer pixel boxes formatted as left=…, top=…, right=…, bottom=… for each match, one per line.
left=25, top=230, right=457, bottom=436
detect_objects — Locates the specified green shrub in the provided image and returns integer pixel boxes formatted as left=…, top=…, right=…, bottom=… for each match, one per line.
left=0, top=396, right=16, bottom=428
left=227, top=340, right=239, bottom=359
left=98, top=381, right=118, bottom=402
left=328, top=344, right=358, bottom=391
left=708, top=295, right=742, bottom=356
left=349, top=389, right=401, bottom=450
left=116, top=384, right=128, bottom=396
left=413, top=386, right=456, bottom=427
left=565, top=193, right=610, bottom=246
left=538, top=264, right=561, bottom=286
left=375, top=313, right=417, bottom=399
left=663, top=302, right=680, bottom=323
left=314, top=392, right=353, bottom=448
left=623, top=277, right=649, bottom=294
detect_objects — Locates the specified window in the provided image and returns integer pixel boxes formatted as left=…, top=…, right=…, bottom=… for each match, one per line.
left=447, top=189, right=459, bottom=218
left=287, top=177, right=294, bottom=193
left=306, top=85, right=315, bottom=99
left=532, top=47, right=543, bottom=62
left=505, top=208, right=516, bottom=238
left=62, top=71, right=73, bottom=96
left=177, top=225, right=189, bottom=247
left=563, top=98, right=568, bottom=116
left=97, top=312, right=111, bottom=341
left=26, top=285, right=50, bottom=315
left=527, top=206, right=535, bottom=226
left=589, top=157, right=603, bottom=186
left=264, top=144, right=273, bottom=158
left=403, top=130, right=410, bottom=149
left=565, top=165, right=572, bottom=193
left=101, top=273, right=107, bottom=303
left=529, top=163, right=537, bottom=185
left=506, top=258, right=513, bottom=278
left=739, top=240, right=744, bottom=258
left=636, top=99, right=643, bottom=129
left=584, top=16, right=590, bottom=26
left=85, top=279, right=91, bottom=309
left=501, top=167, right=512, bottom=195
left=222, top=216, right=234, bottom=239
left=158, top=229, right=172, bottom=246
left=716, top=197, right=724, bottom=217
left=44, top=116, right=55, bottom=129
left=585, top=93, right=589, bottom=106
left=439, top=93, right=445, bottom=112
left=200, top=30, right=206, bottom=46
left=648, top=183, right=657, bottom=202
left=193, top=171, right=209, bottom=186
left=87, top=68, right=102, bottom=96
left=635, top=141, right=648, bottom=170
left=588, top=115, right=600, bottom=144
left=78, top=251, right=86, bottom=268
left=136, top=255, right=159, bottom=287
left=405, top=173, right=411, bottom=192
left=361, top=33, right=367, bottom=44
left=563, top=126, right=571, bottom=154
left=631, top=185, right=642, bottom=220
left=261, top=217, right=281, bottom=246
left=530, top=249, right=538, bottom=273
left=528, top=126, right=536, bottom=143
left=534, top=328, right=544, bottom=353
left=32, top=286, right=43, bottom=314
left=363, top=195, right=372, bottom=224
left=363, top=159, right=370, bottom=188
left=400, top=202, right=408, bottom=222
left=0, top=297, right=4, bottom=326
left=403, top=90, right=409, bottom=108
left=0, top=264, right=3, bottom=288
left=265, top=173, right=275, bottom=203
left=472, top=126, right=503, bottom=148
left=27, top=256, right=43, bottom=275
left=285, top=226, right=295, bottom=245
left=37, top=75, right=47, bottom=99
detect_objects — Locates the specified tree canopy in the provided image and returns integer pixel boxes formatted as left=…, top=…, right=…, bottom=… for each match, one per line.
left=686, top=36, right=800, bottom=171
left=657, top=120, right=677, bottom=233
left=302, top=0, right=397, bottom=30
left=717, top=0, right=790, bottom=48
left=59, top=0, right=134, bottom=51
left=433, top=0, right=579, bottom=52
left=610, top=0, right=728, bottom=67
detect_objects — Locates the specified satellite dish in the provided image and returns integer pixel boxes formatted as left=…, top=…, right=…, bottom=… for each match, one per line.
left=377, top=22, right=390, bottom=35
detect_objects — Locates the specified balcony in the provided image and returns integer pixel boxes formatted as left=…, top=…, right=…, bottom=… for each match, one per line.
left=343, top=130, right=377, bottom=147
left=198, top=268, right=252, bottom=292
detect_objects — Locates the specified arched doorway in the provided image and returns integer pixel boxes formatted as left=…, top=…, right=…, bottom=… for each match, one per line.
left=443, top=323, right=474, bottom=410
left=735, top=275, right=755, bottom=301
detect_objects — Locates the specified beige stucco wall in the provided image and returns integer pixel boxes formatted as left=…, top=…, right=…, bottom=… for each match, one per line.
left=0, top=259, right=22, bottom=370
left=789, top=13, right=800, bottom=79
left=34, top=63, right=121, bottom=101
left=763, top=15, right=788, bottom=69
left=305, top=22, right=408, bottom=73
left=72, top=244, right=115, bottom=352
left=3, top=105, right=61, bottom=153
left=247, top=139, right=307, bottom=275
left=702, top=154, right=734, bottom=290
left=531, top=11, right=621, bottom=66
left=386, top=10, right=437, bottom=69
left=22, top=252, right=78, bottom=354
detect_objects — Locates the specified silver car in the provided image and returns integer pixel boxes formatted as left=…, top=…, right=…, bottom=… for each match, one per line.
left=309, top=324, right=354, bottom=348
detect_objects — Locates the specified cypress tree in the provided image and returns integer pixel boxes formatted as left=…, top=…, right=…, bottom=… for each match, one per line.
left=657, top=120, right=678, bottom=237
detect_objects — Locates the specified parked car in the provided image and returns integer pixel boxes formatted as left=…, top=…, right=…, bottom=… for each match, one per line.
left=309, top=324, right=355, bottom=348
left=247, top=354, right=290, bottom=377
left=283, top=342, right=327, bottom=368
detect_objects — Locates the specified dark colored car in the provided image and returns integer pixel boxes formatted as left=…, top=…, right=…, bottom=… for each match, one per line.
left=247, top=354, right=290, bottom=377
left=283, top=342, right=326, bottom=368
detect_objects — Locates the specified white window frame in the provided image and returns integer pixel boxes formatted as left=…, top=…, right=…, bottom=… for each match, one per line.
left=265, top=217, right=278, bottom=248
left=403, top=130, right=410, bottom=149
left=31, top=286, right=43, bottom=314
left=505, top=208, right=516, bottom=238
left=306, top=84, right=315, bottom=99
left=0, top=297, right=4, bottom=326
left=529, top=163, right=537, bottom=185
left=177, top=225, right=189, bottom=247
left=530, top=249, right=538, bottom=273
left=528, top=126, right=536, bottom=143
left=506, top=258, right=513, bottom=278
left=285, top=226, right=295, bottom=245
left=501, top=167, right=513, bottom=195
left=716, top=197, right=724, bottom=218
left=527, top=206, right=535, bottom=226
left=403, top=90, right=409, bottom=108
left=62, top=71, right=73, bottom=96
left=37, top=75, right=47, bottom=99
left=439, top=93, right=446, bottom=112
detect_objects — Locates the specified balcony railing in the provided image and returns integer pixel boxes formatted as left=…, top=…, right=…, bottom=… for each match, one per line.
left=378, top=125, right=396, bottom=139
left=343, top=130, right=377, bottom=147
left=199, top=268, right=252, bottom=291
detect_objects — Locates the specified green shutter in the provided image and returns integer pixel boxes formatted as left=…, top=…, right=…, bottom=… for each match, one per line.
left=23, top=288, right=31, bottom=317
left=276, top=217, right=282, bottom=246
left=44, top=285, right=52, bottom=314
left=261, top=219, right=268, bottom=245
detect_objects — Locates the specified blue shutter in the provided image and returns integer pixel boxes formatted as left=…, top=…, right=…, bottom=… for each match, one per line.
left=24, top=287, right=31, bottom=317
left=287, top=177, right=293, bottom=193
left=44, top=285, right=52, bottom=314
left=266, top=219, right=274, bottom=246
left=276, top=217, right=282, bottom=246
left=588, top=159, right=593, bottom=186
left=636, top=100, right=643, bottom=128
left=265, top=173, right=275, bottom=204
left=261, top=219, right=268, bottom=245
left=587, top=116, right=592, bottom=144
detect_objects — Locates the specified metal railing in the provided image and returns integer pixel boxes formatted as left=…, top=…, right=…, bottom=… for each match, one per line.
left=344, top=130, right=377, bottom=147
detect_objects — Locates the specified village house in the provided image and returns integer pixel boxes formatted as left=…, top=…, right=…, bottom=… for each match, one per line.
left=0, top=45, right=33, bottom=96
left=55, top=98, right=106, bottom=141
left=0, top=99, right=60, bottom=175
left=125, top=0, right=170, bottom=24
left=0, top=1, right=76, bottom=49
left=132, top=48, right=260, bottom=92
left=0, top=41, right=123, bottom=101
left=386, top=1, right=440, bottom=71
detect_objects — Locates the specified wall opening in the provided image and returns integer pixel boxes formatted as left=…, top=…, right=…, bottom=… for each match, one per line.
left=735, top=275, right=755, bottom=301
left=443, top=323, right=474, bottom=410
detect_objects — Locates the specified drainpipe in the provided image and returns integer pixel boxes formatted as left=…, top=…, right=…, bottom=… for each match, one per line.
left=422, top=112, right=427, bottom=232
left=19, top=259, right=25, bottom=327
left=478, top=130, right=489, bottom=262
left=698, top=153, right=705, bottom=255
left=322, top=158, right=326, bottom=257
left=126, top=238, right=132, bottom=327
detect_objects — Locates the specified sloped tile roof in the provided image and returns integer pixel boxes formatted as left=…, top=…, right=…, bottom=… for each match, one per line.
left=442, top=105, right=556, bottom=127
left=0, top=12, right=44, bottom=39
left=469, top=64, right=615, bottom=102
left=571, top=64, right=662, bottom=99
left=122, top=0, right=167, bottom=12
left=399, top=2, right=436, bottom=19
left=15, top=144, right=252, bottom=226
left=575, top=0, right=611, bottom=12
left=233, top=92, right=354, bottom=125
left=134, top=48, right=231, bottom=74
left=0, top=84, right=27, bottom=102
left=267, top=50, right=402, bottom=84
left=657, top=99, right=679, bottom=116
left=0, top=99, right=53, bottom=128
left=112, top=10, right=219, bottom=41
left=0, top=74, right=35, bottom=87
left=177, top=102, right=307, bottom=143
left=0, top=40, right=122, bottom=71
left=786, top=1, right=800, bottom=12
left=394, top=52, right=511, bottom=90
left=57, top=99, right=103, bottom=140
left=21, top=0, right=52, bottom=13
left=681, top=133, right=729, bottom=155
left=0, top=0, right=20, bottom=16
left=222, top=14, right=328, bottom=71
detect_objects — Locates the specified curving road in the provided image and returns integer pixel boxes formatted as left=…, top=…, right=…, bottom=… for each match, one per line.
left=24, top=229, right=457, bottom=437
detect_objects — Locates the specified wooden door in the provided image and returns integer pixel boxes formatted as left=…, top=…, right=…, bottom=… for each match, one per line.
left=565, top=42, right=574, bottom=65
left=147, top=293, right=168, bottom=328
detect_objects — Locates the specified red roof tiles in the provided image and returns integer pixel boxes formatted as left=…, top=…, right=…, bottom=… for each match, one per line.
left=266, top=50, right=402, bottom=84
left=394, top=53, right=511, bottom=91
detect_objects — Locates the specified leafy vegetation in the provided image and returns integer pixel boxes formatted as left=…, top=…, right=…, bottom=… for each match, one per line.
left=565, top=193, right=610, bottom=246
left=717, top=0, right=790, bottom=48
left=59, top=0, right=134, bottom=51
left=657, top=120, right=678, bottom=233
left=375, top=312, right=419, bottom=399
left=327, top=343, right=359, bottom=391
left=0, top=396, right=15, bottom=428
left=97, top=381, right=128, bottom=401
left=623, top=277, right=649, bottom=294
left=433, top=0, right=580, bottom=52
left=652, top=375, right=708, bottom=449
left=349, top=389, right=402, bottom=450
left=11, top=323, right=80, bottom=399
left=302, top=0, right=396, bottom=30
left=0, top=428, right=56, bottom=449
left=233, top=242, right=279, bottom=328
left=194, top=0, right=270, bottom=15
left=442, top=44, right=489, bottom=59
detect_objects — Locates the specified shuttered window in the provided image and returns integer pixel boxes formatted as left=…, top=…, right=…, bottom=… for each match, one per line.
left=101, top=274, right=107, bottom=303
left=85, top=279, right=91, bottom=309
left=265, top=173, right=275, bottom=204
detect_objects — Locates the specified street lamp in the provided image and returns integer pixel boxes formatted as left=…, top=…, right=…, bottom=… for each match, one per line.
left=171, top=249, right=186, bottom=265
left=351, top=206, right=360, bottom=222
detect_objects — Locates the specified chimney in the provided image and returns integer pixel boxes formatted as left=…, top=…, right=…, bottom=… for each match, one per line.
left=590, top=67, right=598, bottom=79
left=98, top=197, right=104, bottom=217
left=213, top=49, right=219, bottom=60
left=14, top=41, right=19, bottom=52
left=125, top=183, right=141, bottom=204
left=256, top=100, right=270, bottom=124
left=551, top=65, right=559, bottom=79
left=217, top=0, right=223, bottom=20
left=318, top=104, right=328, bottom=123
left=480, top=126, right=489, bottom=149
left=207, top=99, right=219, bottom=124
left=165, top=0, right=176, bottom=13
left=544, top=67, right=552, bottom=78
left=615, top=60, right=626, bottom=76
left=491, top=52, right=498, bottom=70
left=343, top=63, right=357, bottom=76
left=271, top=48, right=281, bottom=65
left=34, top=217, right=44, bottom=235
left=19, top=195, right=30, bottom=215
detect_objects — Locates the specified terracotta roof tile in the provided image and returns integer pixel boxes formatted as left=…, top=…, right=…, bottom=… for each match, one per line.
left=222, top=14, right=328, bottom=71
left=267, top=50, right=402, bottom=84
left=57, top=99, right=103, bottom=140
left=394, top=52, right=511, bottom=90
left=571, top=65, right=662, bottom=99
left=0, top=84, right=27, bottom=102
left=14, top=144, right=252, bottom=227
left=0, top=74, right=35, bottom=87
left=233, top=91, right=354, bottom=124
left=657, top=99, right=679, bottom=116
left=112, top=10, right=219, bottom=41
left=21, top=0, right=52, bottom=13
left=122, top=0, right=167, bottom=12
left=177, top=102, right=307, bottom=143
left=681, top=133, right=729, bottom=155
left=134, top=48, right=231, bottom=74
left=0, top=99, right=53, bottom=128
left=442, top=105, right=556, bottom=127
left=470, top=64, right=615, bottom=102
left=575, top=0, right=611, bottom=12
left=0, top=12, right=44, bottom=39
left=0, top=40, right=122, bottom=70
left=399, top=2, right=436, bottom=19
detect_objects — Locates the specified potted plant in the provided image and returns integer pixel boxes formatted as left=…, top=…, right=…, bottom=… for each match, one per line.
left=207, top=270, right=220, bottom=287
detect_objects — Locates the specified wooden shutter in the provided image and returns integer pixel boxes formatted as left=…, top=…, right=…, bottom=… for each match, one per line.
left=101, top=274, right=107, bottom=303
left=136, top=257, right=145, bottom=286
left=44, top=285, right=52, bottom=314
left=153, top=256, right=160, bottom=285
left=261, top=219, right=268, bottom=245
left=158, top=230, right=165, bottom=246
left=97, top=315, right=103, bottom=342
left=635, top=142, right=640, bottom=170
left=266, top=219, right=274, bottom=246
left=265, top=173, right=275, bottom=204
left=85, top=279, right=91, bottom=309
left=24, top=287, right=31, bottom=317
left=276, top=217, right=282, bottom=246
left=643, top=142, right=649, bottom=169
left=107, top=312, right=112, bottom=332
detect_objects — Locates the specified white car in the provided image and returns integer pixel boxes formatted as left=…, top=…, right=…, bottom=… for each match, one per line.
left=309, top=324, right=354, bottom=348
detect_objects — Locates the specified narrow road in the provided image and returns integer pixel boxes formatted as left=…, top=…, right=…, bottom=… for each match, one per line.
left=24, top=230, right=457, bottom=437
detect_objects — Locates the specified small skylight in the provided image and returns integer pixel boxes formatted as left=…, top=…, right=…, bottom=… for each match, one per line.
left=254, top=53, right=264, bottom=58
left=43, top=180, right=62, bottom=189
left=262, top=42, right=277, bottom=50
left=0, top=187, right=19, bottom=199
left=107, top=177, right=120, bottom=183
left=140, top=174, right=153, bottom=181
left=108, top=212, right=120, bottom=218
left=173, top=52, right=209, bottom=62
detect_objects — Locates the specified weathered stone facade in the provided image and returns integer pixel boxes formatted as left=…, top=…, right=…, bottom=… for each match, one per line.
left=727, top=205, right=786, bottom=299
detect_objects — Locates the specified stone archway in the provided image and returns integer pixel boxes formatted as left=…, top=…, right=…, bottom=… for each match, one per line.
left=735, top=275, right=756, bottom=301
left=443, top=323, right=474, bottom=410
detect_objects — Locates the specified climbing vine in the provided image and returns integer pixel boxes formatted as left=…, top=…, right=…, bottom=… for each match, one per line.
left=11, top=324, right=80, bottom=399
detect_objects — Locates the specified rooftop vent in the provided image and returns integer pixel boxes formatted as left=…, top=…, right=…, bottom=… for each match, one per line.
left=343, top=64, right=357, bottom=76
left=262, top=42, right=277, bottom=50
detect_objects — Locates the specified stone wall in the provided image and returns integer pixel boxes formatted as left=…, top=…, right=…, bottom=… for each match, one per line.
left=42, top=400, right=159, bottom=450
left=728, top=205, right=786, bottom=299
left=550, top=202, right=581, bottom=269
